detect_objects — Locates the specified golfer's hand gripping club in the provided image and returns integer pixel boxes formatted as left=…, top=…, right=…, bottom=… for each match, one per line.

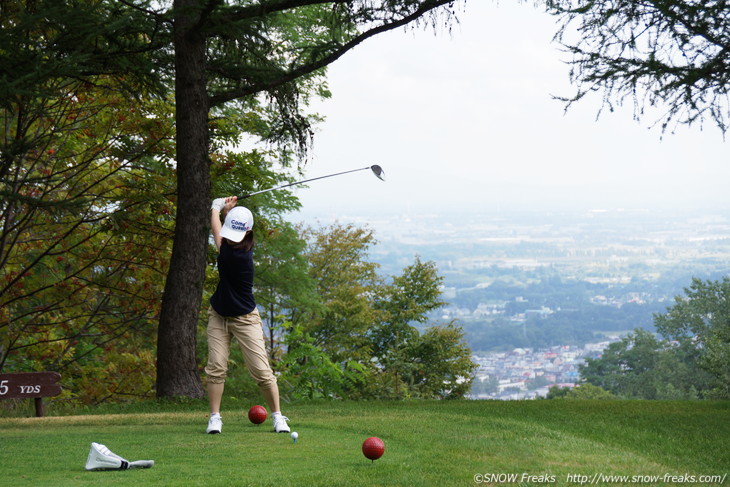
left=211, top=198, right=226, bottom=211
left=211, top=196, right=238, bottom=212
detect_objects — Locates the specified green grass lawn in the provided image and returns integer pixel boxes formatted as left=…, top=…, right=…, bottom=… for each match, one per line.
left=0, top=400, right=728, bottom=486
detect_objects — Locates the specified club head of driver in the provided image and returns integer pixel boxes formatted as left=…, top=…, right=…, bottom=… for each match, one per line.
left=370, top=165, right=385, bottom=181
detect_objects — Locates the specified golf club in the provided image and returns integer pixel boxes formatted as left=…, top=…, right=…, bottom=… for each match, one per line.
left=237, top=164, right=385, bottom=199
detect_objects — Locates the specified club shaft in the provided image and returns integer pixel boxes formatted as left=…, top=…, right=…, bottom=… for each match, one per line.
left=238, top=166, right=372, bottom=199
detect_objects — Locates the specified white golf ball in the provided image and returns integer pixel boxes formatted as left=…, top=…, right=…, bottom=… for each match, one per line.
left=291, top=431, right=298, bottom=440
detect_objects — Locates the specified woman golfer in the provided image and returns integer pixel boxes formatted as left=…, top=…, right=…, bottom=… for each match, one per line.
left=205, top=196, right=290, bottom=435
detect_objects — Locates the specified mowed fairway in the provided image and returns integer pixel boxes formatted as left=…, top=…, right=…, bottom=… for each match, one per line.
left=0, top=400, right=728, bottom=486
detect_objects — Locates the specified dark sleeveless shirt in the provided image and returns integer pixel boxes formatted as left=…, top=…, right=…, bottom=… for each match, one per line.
left=209, top=242, right=256, bottom=317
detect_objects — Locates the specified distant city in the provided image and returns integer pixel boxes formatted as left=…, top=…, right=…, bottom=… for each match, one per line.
left=292, top=207, right=730, bottom=398
left=469, top=341, right=617, bottom=400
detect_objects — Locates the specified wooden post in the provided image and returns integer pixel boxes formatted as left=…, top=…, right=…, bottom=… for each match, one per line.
left=34, top=397, right=44, bottom=417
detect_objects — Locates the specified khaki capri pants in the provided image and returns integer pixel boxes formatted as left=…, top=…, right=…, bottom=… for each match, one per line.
left=205, top=307, right=277, bottom=390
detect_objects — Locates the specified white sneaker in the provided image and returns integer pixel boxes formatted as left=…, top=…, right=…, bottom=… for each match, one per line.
left=273, top=414, right=290, bottom=433
left=207, top=414, right=222, bottom=434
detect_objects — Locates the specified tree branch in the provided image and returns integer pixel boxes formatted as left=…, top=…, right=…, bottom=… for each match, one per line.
left=224, top=0, right=353, bottom=22
left=209, top=0, right=455, bottom=106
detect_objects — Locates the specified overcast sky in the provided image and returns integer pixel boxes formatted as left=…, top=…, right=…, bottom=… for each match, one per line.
left=289, top=1, right=729, bottom=219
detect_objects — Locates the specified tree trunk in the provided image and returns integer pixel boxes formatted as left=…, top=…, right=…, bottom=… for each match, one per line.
left=156, top=0, right=209, bottom=398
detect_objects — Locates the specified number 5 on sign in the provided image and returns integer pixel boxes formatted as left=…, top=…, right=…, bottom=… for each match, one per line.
left=0, top=380, right=8, bottom=395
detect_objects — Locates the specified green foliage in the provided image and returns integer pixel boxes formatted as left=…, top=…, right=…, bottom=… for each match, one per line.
left=369, top=256, right=447, bottom=397
left=545, top=385, right=571, bottom=399
left=371, top=256, right=445, bottom=355
left=579, top=328, right=714, bottom=399
left=402, top=323, right=477, bottom=399
left=578, top=278, right=730, bottom=400
left=654, top=277, right=730, bottom=398
left=568, top=383, right=615, bottom=400
left=0, top=69, right=176, bottom=403
left=546, top=383, right=614, bottom=400
left=276, top=324, right=368, bottom=400
left=300, top=223, right=382, bottom=363
left=0, top=0, right=166, bottom=100
left=254, top=222, right=321, bottom=360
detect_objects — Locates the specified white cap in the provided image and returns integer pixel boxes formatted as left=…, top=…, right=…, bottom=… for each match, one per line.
left=220, top=206, right=253, bottom=242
